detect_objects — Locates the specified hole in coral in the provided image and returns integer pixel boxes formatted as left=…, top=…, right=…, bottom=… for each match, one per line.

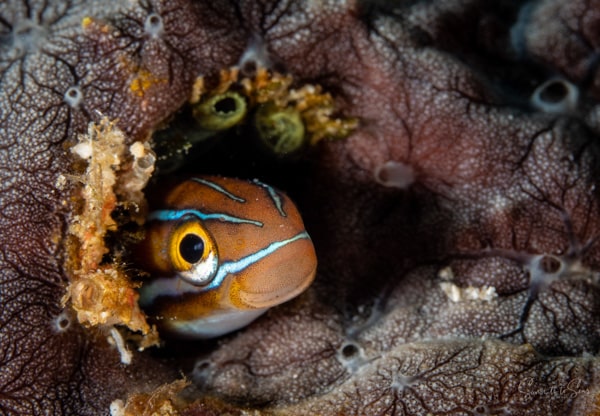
left=340, top=342, right=359, bottom=359
left=64, top=86, right=83, bottom=108
left=191, top=359, right=214, bottom=385
left=241, top=60, right=258, bottom=77
left=474, top=405, right=488, bottom=415
left=237, top=35, right=272, bottom=74
left=374, top=160, right=415, bottom=189
left=530, top=78, right=578, bottom=114
left=336, top=341, right=368, bottom=372
left=144, top=13, right=164, bottom=38
left=214, top=96, right=238, bottom=114
left=539, top=80, right=568, bottom=103
left=195, top=361, right=211, bottom=372
left=52, top=311, right=72, bottom=332
left=342, top=343, right=359, bottom=358
left=148, top=14, right=161, bottom=27
left=539, top=255, right=561, bottom=274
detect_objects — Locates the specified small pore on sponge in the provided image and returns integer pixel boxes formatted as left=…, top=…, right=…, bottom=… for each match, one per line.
left=64, top=86, right=84, bottom=109
left=530, top=78, right=578, bottom=114
left=144, top=13, right=164, bottom=39
left=374, top=160, right=415, bottom=189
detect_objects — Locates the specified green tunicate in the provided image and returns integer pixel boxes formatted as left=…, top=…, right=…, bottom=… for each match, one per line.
left=254, top=102, right=305, bottom=155
left=193, top=92, right=247, bottom=131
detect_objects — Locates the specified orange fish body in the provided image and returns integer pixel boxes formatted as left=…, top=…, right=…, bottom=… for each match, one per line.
left=136, top=176, right=317, bottom=338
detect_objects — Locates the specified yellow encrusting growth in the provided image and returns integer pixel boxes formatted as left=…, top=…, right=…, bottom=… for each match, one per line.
left=63, top=118, right=158, bottom=349
left=80, top=15, right=112, bottom=35
left=81, top=16, right=93, bottom=30
left=129, top=67, right=167, bottom=97
left=118, top=55, right=168, bottom=98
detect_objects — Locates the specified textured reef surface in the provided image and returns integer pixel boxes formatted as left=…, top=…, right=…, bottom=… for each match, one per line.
left=2, top=0, right=600, bottom=415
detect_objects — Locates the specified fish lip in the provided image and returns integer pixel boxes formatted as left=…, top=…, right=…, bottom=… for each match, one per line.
left=164, top=307, right=269, bottom=339
left=238, top=264, right=317, bottom=309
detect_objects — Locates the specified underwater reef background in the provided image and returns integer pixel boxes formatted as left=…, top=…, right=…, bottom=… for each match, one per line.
left=2, top=0, right=600, bottom=414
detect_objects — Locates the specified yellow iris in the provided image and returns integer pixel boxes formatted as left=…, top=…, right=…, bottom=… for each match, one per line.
left=169, top=221, right=218, bottom=283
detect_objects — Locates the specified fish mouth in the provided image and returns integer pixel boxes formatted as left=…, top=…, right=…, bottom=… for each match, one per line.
left=238, top=263, right=317, bottom=309
left=166, top=307, right=269, bottom=339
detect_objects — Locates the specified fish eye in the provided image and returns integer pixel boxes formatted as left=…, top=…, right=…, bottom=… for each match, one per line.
left=169, top=221, right=219, bottom=286
left=179, top=233, right=205, bottom=264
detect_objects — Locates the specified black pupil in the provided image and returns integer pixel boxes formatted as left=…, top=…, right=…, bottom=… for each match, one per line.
left=179, top=234, right=204, bottom=263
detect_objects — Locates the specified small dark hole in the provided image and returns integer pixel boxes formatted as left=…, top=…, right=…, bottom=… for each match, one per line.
left=68, top=88, right=79, bottom=98
left=376, top=167, right=391, bottom=183
left=341, top=343, right=359, bottom=358
left=214, top=97, right=237, bottom=114
left=241, top=60, right=257, bottom=77
left=195, top=361, right=211, bottom=372
left=540, top=255, right=561, bottom=274
left=148, top=15, right=161, bottom=26
left=539, top=81, right=568, bottom=103
left=58, top=318, right=70, bottom=329
left=137, top=155, right=153, bottom=169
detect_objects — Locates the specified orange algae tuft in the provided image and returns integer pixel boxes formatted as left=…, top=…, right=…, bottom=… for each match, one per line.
left=111, top=379, right=189, bottom=416
left=130, top=67, right=167, bottom=97
left=63, top=118, right=158, bottom=348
